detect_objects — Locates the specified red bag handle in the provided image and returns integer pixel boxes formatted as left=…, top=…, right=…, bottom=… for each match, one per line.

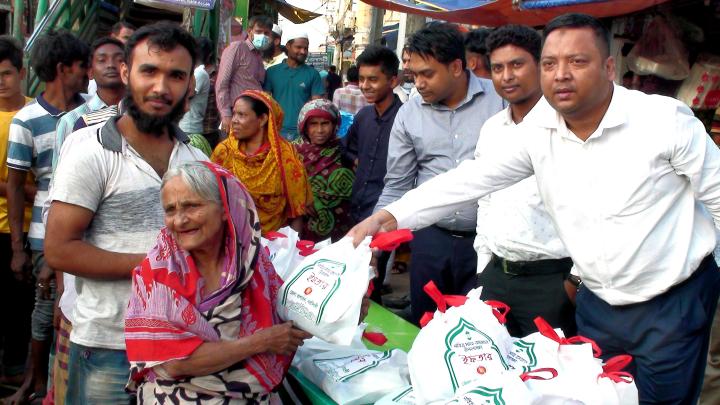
left=534, top=316, right=602, bottom=358
left=296, top=240, right=317, bottom=256
left=370, top=229, right=414, bottom=251
left=520, top=367, right=559, bottom=381
left=264, top=231, right=287, bottom=241
left=598, top=370, right=634, bottom=384
left=423, top=281, right=448, bottom=313
left=484, top=300, right=510, bottom=324
left=362, top=331, right=388, bottom=346
left=603, top=355, right=633, bottom=373
left=598, top=355, right=635, bottom=385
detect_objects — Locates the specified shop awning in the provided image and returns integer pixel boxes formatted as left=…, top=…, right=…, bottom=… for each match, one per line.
left=276, top=0, right=323, bottom=24
left=360, top=0, right=672, bottom=26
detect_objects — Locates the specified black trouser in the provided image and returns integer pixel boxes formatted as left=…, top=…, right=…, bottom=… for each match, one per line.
left=370, top=251, right=391, bottom=303
left=577, top=255, right=720, bottom=404
left=409, top=226, right=477, bottom=325
left=0, top=232, right=34, bottom=376
left=477, top=254, right=576, bottom=338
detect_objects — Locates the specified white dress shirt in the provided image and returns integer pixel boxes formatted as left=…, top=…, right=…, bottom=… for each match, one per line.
left=386, top=85, right=720, bottom=305
left=474, top=106, right=570, bottom=272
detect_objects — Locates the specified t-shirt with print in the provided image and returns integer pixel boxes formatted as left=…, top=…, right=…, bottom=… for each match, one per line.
left=0, top=97, right=33, bottom=233
left=264, top=61, right=324, bottom=140
left=49, top=117, right=207, bottom=350
left=6, top=93, right=87, bottom=250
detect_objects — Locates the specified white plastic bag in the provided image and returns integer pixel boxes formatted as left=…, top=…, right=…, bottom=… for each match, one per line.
left=375, top=386, right=417, bottom=405
left=277, top=237, right=373, bottom=344
left=506, top=328, right=563, bottom=374
left=297, top=348, right=410, bottom=405
left=596, top=355, right=639, bottom=405
left=407, top=283, right=513, bottom=404
left=444, top=373, right=536, bottom=405
left=291, top=323, right=367, bottom=368
left=261, top=227, right=299, bottom=280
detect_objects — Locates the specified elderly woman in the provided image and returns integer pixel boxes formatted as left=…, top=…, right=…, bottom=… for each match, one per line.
left=125, top=161, right=311, bottom=404
left=211, top=90, right=312, bottom=234
left=295, top=99, right=355, bottom=242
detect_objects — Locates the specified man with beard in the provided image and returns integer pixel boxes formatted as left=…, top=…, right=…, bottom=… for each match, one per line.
left=44, top=22, right=206, bottom=404
left=393, top=46, right=417, bottom=103
left=264, top=30, right=324, bottom=141
left=216, top=15, right=272, bottom=135
left=263, top=24, right=285, bottom=69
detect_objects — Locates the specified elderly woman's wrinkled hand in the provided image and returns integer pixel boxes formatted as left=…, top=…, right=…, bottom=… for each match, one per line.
left=259, top=321, right=313, bottom=355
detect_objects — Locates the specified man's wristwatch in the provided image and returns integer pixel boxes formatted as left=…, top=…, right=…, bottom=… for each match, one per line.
left=566, top=274, right=583, bottom=289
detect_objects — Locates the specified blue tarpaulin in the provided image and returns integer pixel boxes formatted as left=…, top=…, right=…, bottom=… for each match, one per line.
left=360, top=0, right=670, bottom=26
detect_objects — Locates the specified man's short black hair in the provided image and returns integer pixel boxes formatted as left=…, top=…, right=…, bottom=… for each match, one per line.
left=90, top=37, right=125, bottom=60
left=486, top=25, right=542, bottom=62
left=125, top=21, right=196, bottom=69
left=196, top=37, right=214, bottom=66
left=111, top=21, right=136, bottom=35
left=329, top=65, right=337, bottom=73
left=543, top=13, right=611, bottom=57
left=31, top=30, right=90, bottom=82
left=407, top=22, right=466, bottom=69
left=465, top=28, right=490, bottom=55
left=356, top=45, right=399, bottom=78
left=346, top=65, right=359, bottom=83
left=0, top=35, right=23, bottom=71
left=248, top=15, right=273, bottom=31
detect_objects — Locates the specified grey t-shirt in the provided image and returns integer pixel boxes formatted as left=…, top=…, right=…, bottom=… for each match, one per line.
left=50, top=118, right=207, bottom=349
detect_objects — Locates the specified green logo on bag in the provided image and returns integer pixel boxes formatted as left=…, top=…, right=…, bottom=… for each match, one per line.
left=458, top=387, right=506, bottom=405
left=509, top=340, right=537, bottom=372
left=280, top=259, right=346, bottom=324
left=313, top=350, right=393, bottom=382
left=443, top=318, right=509, bottom=390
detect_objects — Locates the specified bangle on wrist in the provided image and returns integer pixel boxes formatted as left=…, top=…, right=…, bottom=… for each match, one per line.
left=566, top=274, right=583, bottom=289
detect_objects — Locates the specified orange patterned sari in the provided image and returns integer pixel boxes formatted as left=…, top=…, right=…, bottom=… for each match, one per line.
left=211, top=90, right=312, bottom=233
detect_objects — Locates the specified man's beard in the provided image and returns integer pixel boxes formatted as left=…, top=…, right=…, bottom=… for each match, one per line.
left=124, top=91, right=186, bottom=137
left=289, top=53, right=306, bottom=64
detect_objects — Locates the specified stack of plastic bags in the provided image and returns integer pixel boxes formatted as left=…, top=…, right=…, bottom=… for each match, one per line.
left=401, top=282, right=639, bottom=405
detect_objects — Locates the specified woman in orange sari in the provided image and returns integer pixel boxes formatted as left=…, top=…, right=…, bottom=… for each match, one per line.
left=211, top=90, right=312, bottom=234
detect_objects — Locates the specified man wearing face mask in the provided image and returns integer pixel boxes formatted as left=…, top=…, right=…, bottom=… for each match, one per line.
left=216, top=15, right=273, bottom=136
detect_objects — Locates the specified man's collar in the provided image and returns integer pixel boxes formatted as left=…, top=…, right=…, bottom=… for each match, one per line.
left=36, top=92, right=86, bottom=117
left=98, top=116, right=190, bottom=153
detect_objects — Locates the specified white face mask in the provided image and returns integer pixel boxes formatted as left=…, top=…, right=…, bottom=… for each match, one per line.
left=252, top=33, right=271, bottom=51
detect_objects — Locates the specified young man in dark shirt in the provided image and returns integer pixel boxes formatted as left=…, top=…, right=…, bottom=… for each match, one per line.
left=343, top=45, right=401, bottom=302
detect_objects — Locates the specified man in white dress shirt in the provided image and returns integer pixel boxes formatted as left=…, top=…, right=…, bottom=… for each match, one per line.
left=350, top=14, right=720, bottom=404
left=475, top=25, right=575, bottom=338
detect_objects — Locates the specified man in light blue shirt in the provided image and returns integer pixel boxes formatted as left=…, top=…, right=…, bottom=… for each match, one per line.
left=374, top=23, right=505, bottom=324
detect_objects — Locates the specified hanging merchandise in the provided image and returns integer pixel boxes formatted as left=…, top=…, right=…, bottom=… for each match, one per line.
left=676, top=54, right=720, bottom=110
left=626, top=15, right=690, bottom=80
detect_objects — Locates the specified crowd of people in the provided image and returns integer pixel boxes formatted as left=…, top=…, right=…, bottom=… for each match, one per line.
left=0, top=10, right=718, bottom=405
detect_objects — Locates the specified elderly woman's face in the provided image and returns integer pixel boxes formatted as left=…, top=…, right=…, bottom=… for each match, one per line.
left=306, top=117, right=334, bottom=146
left=161, top=176, right=226, bottom=253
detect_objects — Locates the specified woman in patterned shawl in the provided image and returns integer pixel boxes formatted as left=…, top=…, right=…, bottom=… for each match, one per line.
left=125, top=161, right=311, bottom=404
left=211, top=90, right=312, bottom=234
left=295, top=99, right=355, bottom=242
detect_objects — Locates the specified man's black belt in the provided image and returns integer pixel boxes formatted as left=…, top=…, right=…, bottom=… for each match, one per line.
left=433, top=225, right=476, bottom=238
left=492, top=254, right=573, bottom=276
